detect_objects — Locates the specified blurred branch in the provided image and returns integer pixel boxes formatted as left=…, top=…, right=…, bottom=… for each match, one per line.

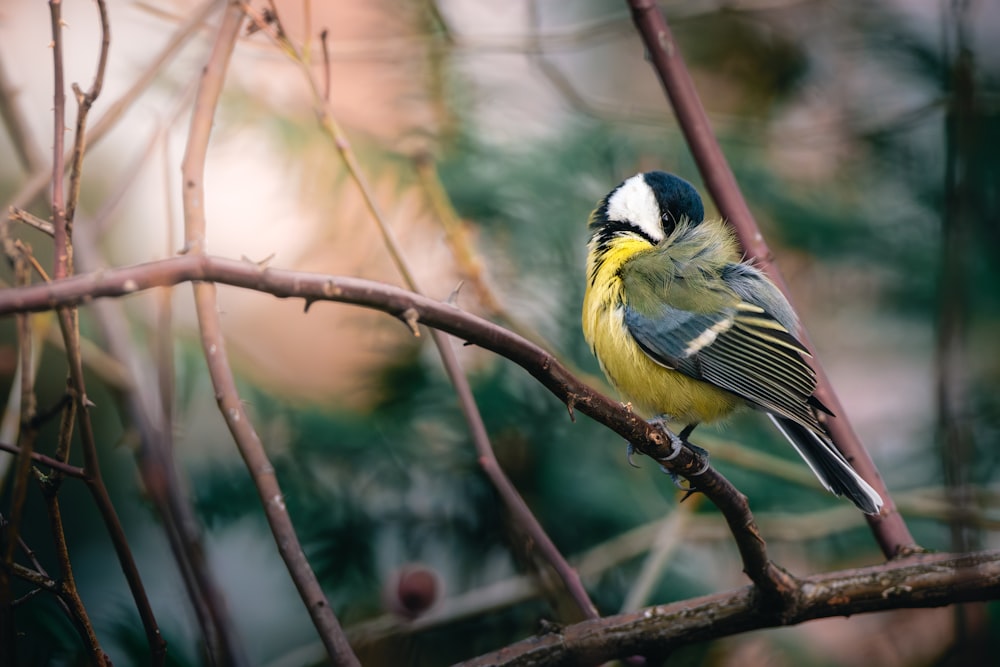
left=938, top=3, right=984, bottom=659
left=620, top=496, right=701, bottom=613
left=0, top=52, right=45, bottom=172
left=625, top=0, right=917, bottom=559
left=180, top=4, right=358, bottom=665
left=0, top=246, right=36, bottom=661
left=2, top=0, right=220, bottom=215
left=458, top=550, right=1000, bottom=666
left=2, top=255, right=38, bottom=571
left=90, top=80, right=199, bottom=236
left=938, top=0, right=977, bottom=555
left=243, top=3, right=599, bottom=623
left=524, top=1, right=668, bottom=126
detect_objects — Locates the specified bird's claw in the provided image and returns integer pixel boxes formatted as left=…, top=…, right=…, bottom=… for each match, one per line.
left=661, top=467, right=697, bottom=491
left=625, top=442, right=642, bottom=468
left=658, top=430, right=685, bottom=461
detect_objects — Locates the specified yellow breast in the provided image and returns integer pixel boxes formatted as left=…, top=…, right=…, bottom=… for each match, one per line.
left=582, top=237, right=741, bottom=425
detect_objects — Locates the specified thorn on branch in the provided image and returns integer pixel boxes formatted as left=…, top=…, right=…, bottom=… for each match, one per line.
left=13, top=587, right=45, bottom=607
left=29, top=393, right=74, bottom=430
left=447, top=281, right=464, bottom=306
left=241, top=252, right=276, bottom=268
left=320, top=28, right=331, bottom=102
left=399, top=307, right=421, bottom=337
left=679, top=488, right=699, bottom=504
left=537, top=618, right=563, bottom=635
left=246, top=5, right=280, bottom=37
left=14, top=241, right=52, bottom=283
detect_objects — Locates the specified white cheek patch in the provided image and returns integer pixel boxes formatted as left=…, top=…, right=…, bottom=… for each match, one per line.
left=605, top=174, right=664, bottom=242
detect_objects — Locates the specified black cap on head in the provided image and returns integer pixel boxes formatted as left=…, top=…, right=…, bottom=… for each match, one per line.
left=642, top=171, right=704, bottom=227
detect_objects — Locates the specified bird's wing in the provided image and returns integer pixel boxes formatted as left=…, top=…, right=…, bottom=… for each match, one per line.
left=623, top=286, right=821, bottom=429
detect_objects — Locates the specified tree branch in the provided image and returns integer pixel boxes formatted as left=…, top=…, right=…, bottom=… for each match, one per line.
left=181, top=4, right=359, bottom=664
left=457, top=550, right=1000, bottom=666
left=0, top=253, right=794, bottom=598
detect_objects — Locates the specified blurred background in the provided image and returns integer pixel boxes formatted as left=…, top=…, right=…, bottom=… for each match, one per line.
left=0, top=0, right=998, bottom=665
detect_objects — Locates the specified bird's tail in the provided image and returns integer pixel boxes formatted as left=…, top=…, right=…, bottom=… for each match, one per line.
left=768, top=415, right=883, bottom=515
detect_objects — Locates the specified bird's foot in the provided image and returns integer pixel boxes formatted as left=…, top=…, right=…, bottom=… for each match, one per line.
left=652, top=421, right=710, bottom=492
left=623, top=416, right=678, bottom=467
left=624, top=420, right=711, bottom=487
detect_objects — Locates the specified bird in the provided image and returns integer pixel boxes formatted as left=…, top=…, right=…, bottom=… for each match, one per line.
left=581, top=170, right=883, bottom=515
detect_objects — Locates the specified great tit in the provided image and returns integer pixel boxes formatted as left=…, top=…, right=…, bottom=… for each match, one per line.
left=582, top=171, right=883, bottom=515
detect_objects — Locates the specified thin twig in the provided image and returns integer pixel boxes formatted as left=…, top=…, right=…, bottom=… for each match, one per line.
left=90, top=79, right=199, bottom=236
left=40, top=6, right=105, bottom=661
left=9, top=554, right=99, bottom=650
left=8, top=207, right=55, bottom=237
left=2, top=0, right=220, bottom=216
left=50, top=0, right=68, bottom=280
left=181, top=4, right=359, bottom=665
left=0, top=441, right=86, bottom=479
left=625, top=0, right=917, bottom=559
left=620, top=496, right=701, bottom=613
left=65, top=0, right=110, bottom=225
left=0, top=250, right=36, bottom=661
left=36, top=467, right=107, bottom=665
left=15, top=239, right=53, bottom=284
left=48, top=1, right=166, bottom=661
left=9, top=562, right=59, bottom=595
left=2, top=255, right=39, bottom=568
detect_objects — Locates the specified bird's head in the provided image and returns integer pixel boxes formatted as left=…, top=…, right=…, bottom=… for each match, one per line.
left=589, top=171, right=705, bottom=246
